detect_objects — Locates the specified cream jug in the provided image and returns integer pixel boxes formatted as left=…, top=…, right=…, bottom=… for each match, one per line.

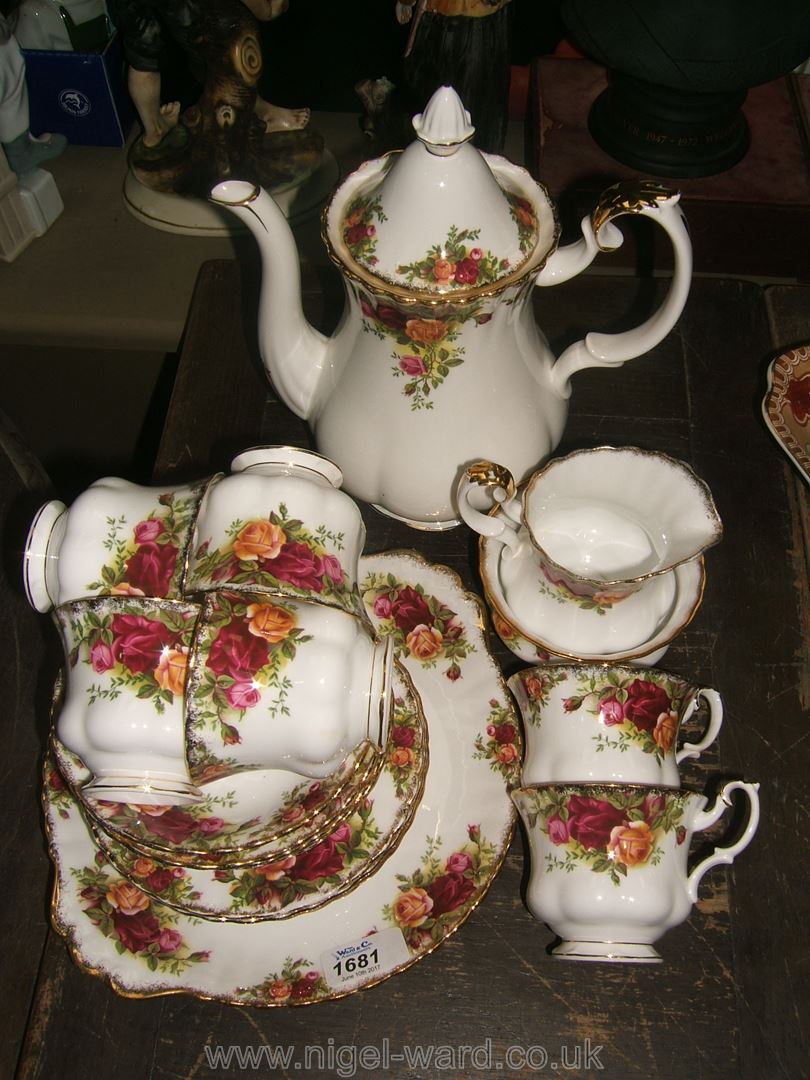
left=210, top=86, right=692, bottom=530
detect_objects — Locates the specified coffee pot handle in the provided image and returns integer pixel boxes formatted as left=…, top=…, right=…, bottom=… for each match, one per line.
left=456, top=461, right=523, bottom=554
left=676, top=688, right=724, bottom=765
left=536, top=181, right=692, bottom=396
left=686, top=780, right=760, bottom=903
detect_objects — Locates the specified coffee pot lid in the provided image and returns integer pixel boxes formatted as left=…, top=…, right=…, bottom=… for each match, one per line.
left=326, top=86, right=558, bottom=296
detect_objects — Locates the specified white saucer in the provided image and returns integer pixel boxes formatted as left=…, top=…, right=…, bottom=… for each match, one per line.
left=481, top=533, right=706, bottom=665
left=44, top=551, right=520, bottom=1005
left=497, top=541, right=678, bottom=655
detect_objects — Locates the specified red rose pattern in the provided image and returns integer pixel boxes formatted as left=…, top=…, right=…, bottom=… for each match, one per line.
left=110, top=614, right=176, bottom=675
left=564, top=795, right=627, bottom=850
left=622, top=679, right=671, bottom=733
left=125, top=541, right=178, bottom=596
left=267, top=542, right=325, bottom=592
left=206, top=620, right=269, bottom=680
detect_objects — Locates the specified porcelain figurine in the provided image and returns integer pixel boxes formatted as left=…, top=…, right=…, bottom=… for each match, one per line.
left=116, top=0, right=321, bottom=199
left=210, top=85, right=693, bottom=529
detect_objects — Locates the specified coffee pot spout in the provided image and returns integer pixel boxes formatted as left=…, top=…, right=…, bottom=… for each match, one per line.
left=209, top=180, right=330, bottom=420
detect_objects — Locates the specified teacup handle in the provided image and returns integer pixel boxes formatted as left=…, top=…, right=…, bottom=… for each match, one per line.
left=686, top=780, right=760, bottom=903
left=536, top=181, right=692, bottom=396
left=456, top=462, right=523, bottom=554
left=676, top=688, right=724, bottom=765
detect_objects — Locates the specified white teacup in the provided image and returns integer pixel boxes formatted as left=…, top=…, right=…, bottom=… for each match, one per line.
left=24, top=475, right=209, bottom=612
left=54, top=596, right=203, bottom=806
left=457, top=448, right=722, bottom=654
left=185, top=446, right=368, bottom=620
left=184, top=590, right=393, bottom=783
left=509, top=663, right=723, bottom=787
left=512, top=779, right=760, bottom=963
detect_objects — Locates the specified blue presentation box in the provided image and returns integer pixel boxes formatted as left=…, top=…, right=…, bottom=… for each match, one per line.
left=22, top=32, right=135, bottom=147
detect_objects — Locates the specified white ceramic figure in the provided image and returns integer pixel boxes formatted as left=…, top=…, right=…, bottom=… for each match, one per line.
left=209, top=85, right=693, bottom=529
left=185, top=593, right=393, bottom=782
left=512, top=779, right=760, bottom=963
left=508, top=663, right=723, bottom=787
left=186, top=446, right=368, bottom=620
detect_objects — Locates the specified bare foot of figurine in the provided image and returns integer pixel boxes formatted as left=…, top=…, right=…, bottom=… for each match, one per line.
left=142, top=101, right=181, bottom=147
left=254, top=98, right=310, bottom=133
left=241, top=0, right=288, bottom=21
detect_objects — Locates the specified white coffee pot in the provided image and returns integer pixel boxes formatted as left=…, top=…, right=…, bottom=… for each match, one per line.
left=209, top=85, right=692, bottom=530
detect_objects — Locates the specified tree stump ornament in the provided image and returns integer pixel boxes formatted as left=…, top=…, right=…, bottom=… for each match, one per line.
left=128, top=0, right=323, bottom=199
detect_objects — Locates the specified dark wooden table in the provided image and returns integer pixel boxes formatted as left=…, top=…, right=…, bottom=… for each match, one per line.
left=5, top=258, right=810, bottom=1079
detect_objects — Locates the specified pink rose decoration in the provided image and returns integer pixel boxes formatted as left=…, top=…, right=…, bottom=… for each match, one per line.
left=330, top=822, right=352, bottom=845
left=445, top=852, right=473, bottom=874
left=198, top=816, right=225, bottom=834
left=547, top=814, right=570, bottom=845
left=399, top=354, right=427, bottom=377
left=90, top=639, right=116, bottom=673
left=373, top=594, right=394, bottom=619
left=320, top=553, right=344, bottom=583
left=600, top=696, right=625, bottom=726
left=133, top=518, right=164, bottom=544
left=158, top=928, right=183, bottom=953
left=225, top=680, right=262, bottom=710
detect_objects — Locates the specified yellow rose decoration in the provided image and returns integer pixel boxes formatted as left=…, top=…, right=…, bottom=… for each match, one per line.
left=233, top=519, right=286, bottom=561
left=246, top=602, right=296, bottom=643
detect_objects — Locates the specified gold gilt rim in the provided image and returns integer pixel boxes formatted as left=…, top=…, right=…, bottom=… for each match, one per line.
left=75, top=738, right=385, bottom=869
left=319, top=155, right=562, bottom=309
left=88, top=662, right=430, bottom=923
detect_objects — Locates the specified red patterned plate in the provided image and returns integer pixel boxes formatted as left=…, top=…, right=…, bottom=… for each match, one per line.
left=763, top=344, right=810, bottom=484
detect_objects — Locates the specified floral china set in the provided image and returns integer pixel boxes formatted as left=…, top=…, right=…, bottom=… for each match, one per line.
left=25, top=85, right=760, bottom=998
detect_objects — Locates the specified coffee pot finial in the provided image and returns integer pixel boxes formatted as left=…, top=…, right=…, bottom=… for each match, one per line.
left=412, top=85, right=475, bottom=155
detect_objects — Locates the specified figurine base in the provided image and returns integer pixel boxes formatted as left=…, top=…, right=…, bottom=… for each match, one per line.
left=123, top=149, right=339, bottom=235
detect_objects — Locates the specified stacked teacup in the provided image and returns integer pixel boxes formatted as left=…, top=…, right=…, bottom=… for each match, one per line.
left=24, top=446, right=393, bottom=808
left=456, top=446, right=761, bottom=962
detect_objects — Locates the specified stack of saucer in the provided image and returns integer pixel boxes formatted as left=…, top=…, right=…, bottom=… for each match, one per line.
left=506, top=661, right=760, bottom=963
